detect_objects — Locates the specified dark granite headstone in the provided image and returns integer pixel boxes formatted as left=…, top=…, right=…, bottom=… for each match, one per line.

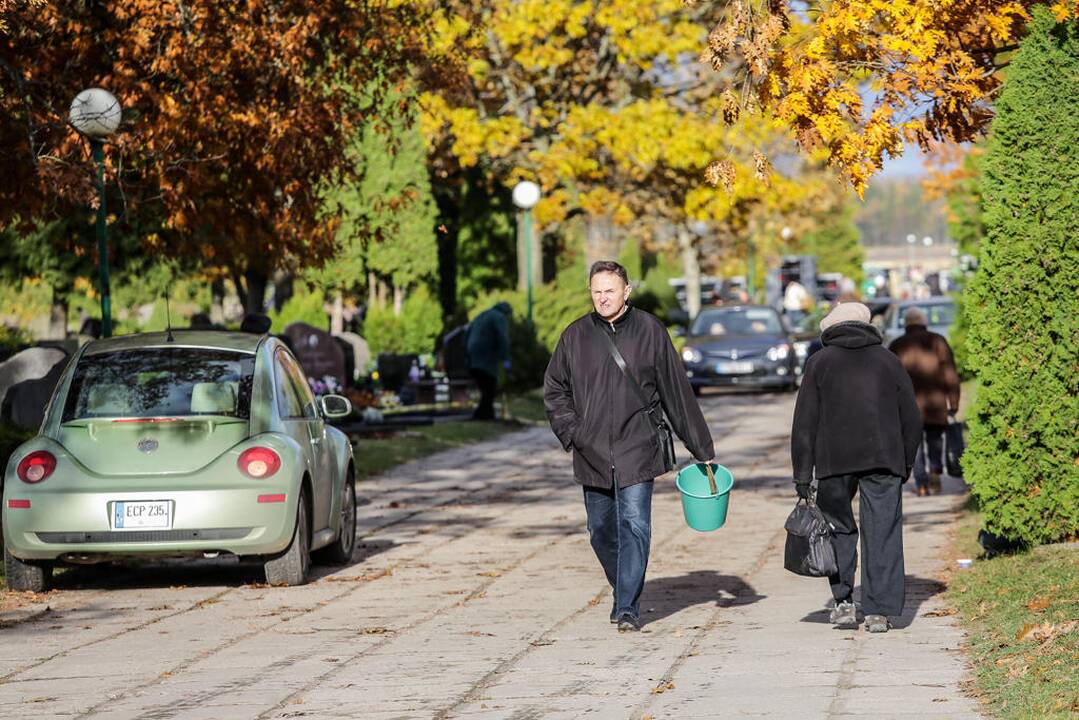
left=2, top=357, right=68, bottom=429
left=441, top=324, right=471, bottom=380
left=283, top=322, right=346, bottom=393
left=0, top=347, right=68, bottom=410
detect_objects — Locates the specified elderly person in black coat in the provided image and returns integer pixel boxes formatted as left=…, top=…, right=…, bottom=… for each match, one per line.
left=791, top=302, right=922, bottom=633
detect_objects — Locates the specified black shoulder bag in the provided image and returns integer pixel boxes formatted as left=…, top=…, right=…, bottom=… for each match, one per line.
left=596, top=326, right=677, bottom=473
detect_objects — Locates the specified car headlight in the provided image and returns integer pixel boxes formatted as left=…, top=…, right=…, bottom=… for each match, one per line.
left=766, top=344, right=791, bottom=362
left=793, top=341, right=810, bottom=360
left=682, top=346, right=703, bottom=364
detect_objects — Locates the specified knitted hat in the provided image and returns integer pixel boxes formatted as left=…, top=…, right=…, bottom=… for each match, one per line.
left=904, top=307, right=928, bottom=327
left=820, top=302, right=871, bottom=332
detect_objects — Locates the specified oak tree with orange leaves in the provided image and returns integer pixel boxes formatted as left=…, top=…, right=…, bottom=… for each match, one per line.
left=0, top=1, right=435, bottom=310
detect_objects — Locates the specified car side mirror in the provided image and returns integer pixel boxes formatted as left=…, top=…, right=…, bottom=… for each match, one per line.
left=320, top=394, right=352, bottom=419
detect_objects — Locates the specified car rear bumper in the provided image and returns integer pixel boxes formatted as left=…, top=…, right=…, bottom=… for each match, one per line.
left=3, top=486, right=298, bottom=561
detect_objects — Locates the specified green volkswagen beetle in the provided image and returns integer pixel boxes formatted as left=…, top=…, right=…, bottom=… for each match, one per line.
left=2, top=331, right=357, bottom=591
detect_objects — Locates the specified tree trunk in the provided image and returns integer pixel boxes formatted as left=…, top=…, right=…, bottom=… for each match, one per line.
left=678, top=225, right=701, bottom=321
left=210, top=278, right=226, bottom=325
left=368, top=272, right=378, bottom=309
left=393, top=285, right=404, bottom=316
left=272, top=271, right=294, bottom=312
left=331, top=292, right=344, bottom=334
left=46, top=298, right=67, bottom=340
left=242, top=268, right=269, bottom=315
left=376, top=279, right=388, bottom=309
left=584, top=215, right=620, bottom=270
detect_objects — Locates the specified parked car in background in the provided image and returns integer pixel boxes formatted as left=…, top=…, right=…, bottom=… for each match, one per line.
left=2, top=331, right=356, bottom=591
left=681, top=305, right=800, bottom=394
left=878, top=298, right=957, bottom=346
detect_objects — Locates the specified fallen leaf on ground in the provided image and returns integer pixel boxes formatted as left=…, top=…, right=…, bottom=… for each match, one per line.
left=477, top=571, right=501, bottom=578
left=530, top=639, right=556, bottom=647
left=1026, top=596, right=1050, bottom=612
left=651, top=681, right=676, bottom=694
left=359, top=626, right=394, bottom=635
left=465, top=630, right=495, bottom=637
left=922, top=608, right=957, bottom=617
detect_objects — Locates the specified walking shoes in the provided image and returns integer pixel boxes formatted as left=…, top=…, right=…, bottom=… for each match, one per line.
left=829, top=600, right=858, bottom=626
left=617, top=614, right=642, bottom=632
left=865, top=614, right=891, bottom=633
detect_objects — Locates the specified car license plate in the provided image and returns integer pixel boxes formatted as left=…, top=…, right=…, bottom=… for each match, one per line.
left=112, top=500, right=172, bottom=530
left=716, top=361, right=754, bottom=375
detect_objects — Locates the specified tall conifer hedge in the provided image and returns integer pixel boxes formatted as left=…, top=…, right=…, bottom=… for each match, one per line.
left=963, top=8, right=1079, bottom=544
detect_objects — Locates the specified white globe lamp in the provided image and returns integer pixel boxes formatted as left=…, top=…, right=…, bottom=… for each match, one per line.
left=512, top=181, right=541, bottom=210
left=69, top=88, right=122, bottom=139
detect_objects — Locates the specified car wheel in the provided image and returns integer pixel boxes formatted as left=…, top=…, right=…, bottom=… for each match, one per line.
left=316, top=477, right=356, bottom=566
left=264, top=488, right=311, bottom=586
left=4, top=547, right=52, bottom=593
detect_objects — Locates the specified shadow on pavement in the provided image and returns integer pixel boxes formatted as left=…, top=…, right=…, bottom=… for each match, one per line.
left=641, top=570, right=765, bottom=627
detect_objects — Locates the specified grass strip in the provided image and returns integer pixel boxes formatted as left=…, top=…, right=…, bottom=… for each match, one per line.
left=947, top=510, right=1079, bottom=718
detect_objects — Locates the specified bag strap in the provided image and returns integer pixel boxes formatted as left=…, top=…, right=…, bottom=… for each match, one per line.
left=595, top=323, right=665, bottom=430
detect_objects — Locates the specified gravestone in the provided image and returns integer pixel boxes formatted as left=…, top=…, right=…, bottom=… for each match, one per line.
left=283, top=322, right=346, bottom=393
left=334, top=331, right=370, bottom=380
left=0, top=347, right=68, bottom=410
left=2, top=358, right=68, bottom=429
left=441, top=324, right=471, bottom=379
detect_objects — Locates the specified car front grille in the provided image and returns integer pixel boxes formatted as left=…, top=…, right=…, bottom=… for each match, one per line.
left=706, top=349, right=763, bottom=360
left=36, top=528, right=253, bottom=544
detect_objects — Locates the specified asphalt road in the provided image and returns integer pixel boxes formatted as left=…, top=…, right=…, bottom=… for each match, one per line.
left=0, top=390, right=983, bottom=719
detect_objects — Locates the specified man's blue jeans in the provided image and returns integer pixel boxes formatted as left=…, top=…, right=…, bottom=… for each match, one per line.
left=583, top=480, right=654, bottom=620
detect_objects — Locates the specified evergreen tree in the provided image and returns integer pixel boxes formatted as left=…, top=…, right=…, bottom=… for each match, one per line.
left=963, top=8, right=1079, bottom=545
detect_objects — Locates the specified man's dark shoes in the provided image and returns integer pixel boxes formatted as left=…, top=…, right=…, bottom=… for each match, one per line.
left=617, top=614, right=641, bottom=632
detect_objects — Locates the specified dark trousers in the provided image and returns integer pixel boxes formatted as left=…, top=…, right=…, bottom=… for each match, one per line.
left=817, top=473, right=905, bottom=617
left=583, top=480, right=654, bottom=620
left=470, top=369, right=497, bottom=420
left=913, top=425, right=945, bottom=488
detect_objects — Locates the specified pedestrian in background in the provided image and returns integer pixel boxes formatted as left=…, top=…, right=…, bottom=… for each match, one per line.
left=888, top=307, right=960, bottom=496
left=466, top=302, right=512, bottom=420
left=791, top=302, right=922, bottom=633
left=544, top=261, right=714, bottom=632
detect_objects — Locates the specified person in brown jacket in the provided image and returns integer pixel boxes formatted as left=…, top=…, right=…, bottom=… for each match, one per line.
left=888, top=307, right=960, bottom=495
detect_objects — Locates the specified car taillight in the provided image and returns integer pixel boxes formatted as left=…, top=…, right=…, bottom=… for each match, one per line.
left=238, top=447, right=281, bottom=479
left=17, top=451, right=57, bottom=484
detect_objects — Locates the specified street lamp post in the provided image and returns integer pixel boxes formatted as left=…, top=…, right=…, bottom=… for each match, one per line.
left=69, top=88, right=122, bottom=337
left=512, top=181, right=541, bottom=324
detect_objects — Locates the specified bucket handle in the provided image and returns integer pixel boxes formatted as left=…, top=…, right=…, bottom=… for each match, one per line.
left=705, top=463, right=718, bottom=496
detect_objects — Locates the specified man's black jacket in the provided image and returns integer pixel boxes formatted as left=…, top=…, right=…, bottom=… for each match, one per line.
left=791, top=321, right=922, bottom=484
left=544, top=306, right=714, bottom=489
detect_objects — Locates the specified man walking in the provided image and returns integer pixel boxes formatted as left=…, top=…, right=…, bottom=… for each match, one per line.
left=466, top=302, right=512, bottom=420
left=888, top=307, right=961, bottom=496
left=544, top=261, right=714, bottom=632
left=791, top=302, right=922, bottom=633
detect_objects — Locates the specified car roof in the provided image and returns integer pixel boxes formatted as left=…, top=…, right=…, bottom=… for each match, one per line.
left=81, top=331, right=267, bottom=356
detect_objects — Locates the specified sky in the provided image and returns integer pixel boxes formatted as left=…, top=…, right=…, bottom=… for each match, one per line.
left=879, top=143, right=929, bottom=178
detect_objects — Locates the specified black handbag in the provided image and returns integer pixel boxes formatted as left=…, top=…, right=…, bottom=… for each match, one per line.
left=783, top=495, right=838, bottom=577
left=945, top=418, right=965, bottom=478
left=596, top=326, right=677, bottom=473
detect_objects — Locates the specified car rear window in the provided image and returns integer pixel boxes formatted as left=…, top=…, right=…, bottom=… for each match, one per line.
left=898, top=303, right=956, bottom=327
left=691, top=308, right=782, bottom=336
left=62, top=348, right=256, bottom=421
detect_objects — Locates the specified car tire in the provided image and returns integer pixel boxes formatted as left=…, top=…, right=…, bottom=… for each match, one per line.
left=264, top=488, right=311, bottom=586
left=316, top=477, right=356, bottom=566
left=692, top=385, right=702, bottom=397
left=4, top=547, right=52, bottom=593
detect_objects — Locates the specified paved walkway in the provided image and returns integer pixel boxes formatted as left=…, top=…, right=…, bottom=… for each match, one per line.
left=0, top=392, right=983, bottom=719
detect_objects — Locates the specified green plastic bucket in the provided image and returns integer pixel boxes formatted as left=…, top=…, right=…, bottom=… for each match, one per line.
left=675, top=463, right=734, bottom=532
